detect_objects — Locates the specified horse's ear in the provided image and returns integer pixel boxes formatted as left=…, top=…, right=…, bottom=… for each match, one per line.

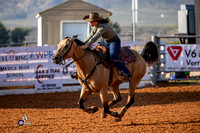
left=71, top=38, right=77, bottom=46
left=73, top=35, right=78, bottom=39
left=65, top=36, right=69, bottom=39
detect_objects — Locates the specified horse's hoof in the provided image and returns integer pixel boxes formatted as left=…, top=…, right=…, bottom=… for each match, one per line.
left=110, top=111, right=118, bottom=117
left=115, top=117, right=122, bottom=122
left=91, top=106, right=99, bottom=113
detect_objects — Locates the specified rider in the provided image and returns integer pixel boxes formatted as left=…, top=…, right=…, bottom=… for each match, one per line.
left=80, top=12, right=131, bottom=81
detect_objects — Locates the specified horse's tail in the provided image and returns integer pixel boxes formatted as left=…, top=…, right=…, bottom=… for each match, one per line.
left=141, top=41, right=158, bottom=66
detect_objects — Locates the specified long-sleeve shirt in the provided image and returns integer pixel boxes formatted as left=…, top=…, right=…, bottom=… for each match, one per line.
left=84, top=23, right=117, bottom=47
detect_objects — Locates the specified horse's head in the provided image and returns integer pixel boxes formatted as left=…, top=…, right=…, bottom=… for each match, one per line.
left=52, top=37, right=85, bottom=64
left=52, top=37, right=75, bottom=64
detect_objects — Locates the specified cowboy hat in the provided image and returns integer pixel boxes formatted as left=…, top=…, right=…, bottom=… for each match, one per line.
left=83, top=12, right=104, bottom=22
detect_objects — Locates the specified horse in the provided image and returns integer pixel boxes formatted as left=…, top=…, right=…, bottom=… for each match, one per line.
left=52, top=37, right=158, bottom=121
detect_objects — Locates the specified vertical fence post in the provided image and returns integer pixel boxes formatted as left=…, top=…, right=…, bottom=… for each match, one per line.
left=150, top=35, right=159, bottom=85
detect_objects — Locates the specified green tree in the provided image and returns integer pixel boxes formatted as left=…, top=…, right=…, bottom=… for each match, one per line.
left=110, top=21, right=121, bottom=34
left=11, top=27, right=30, bottom=43
left=0, top=21, right=10, bottom=44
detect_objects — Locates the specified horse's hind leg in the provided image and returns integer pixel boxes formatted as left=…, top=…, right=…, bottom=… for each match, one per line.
left=78, top=87, right=99, bottom=114
left=108, top=85, right=122, bottom=108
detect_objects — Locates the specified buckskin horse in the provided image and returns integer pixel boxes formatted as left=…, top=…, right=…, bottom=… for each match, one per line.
left=52, top=37, right=158, bottom=121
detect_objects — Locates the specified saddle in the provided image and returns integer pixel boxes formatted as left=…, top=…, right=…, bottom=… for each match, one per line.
left=96, top=46, right=136, bottom=68
left=70, top=46, right=136, bottom=84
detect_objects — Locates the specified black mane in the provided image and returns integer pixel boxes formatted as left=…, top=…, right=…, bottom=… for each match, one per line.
left=74, top=39, right=85, bottom=46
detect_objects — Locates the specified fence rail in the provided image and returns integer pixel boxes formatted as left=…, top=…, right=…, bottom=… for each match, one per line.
left=0, top=42, right=152, bottom=95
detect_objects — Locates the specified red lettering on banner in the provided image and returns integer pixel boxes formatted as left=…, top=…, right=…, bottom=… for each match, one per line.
left=36, top=52, right=44, bottom=58
left=36, top=65, right=44, bottom=84
left=167, top=46, right=183, bottom=61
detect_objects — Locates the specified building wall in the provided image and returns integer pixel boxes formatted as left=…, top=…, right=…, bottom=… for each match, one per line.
left=42, top=18, right=60, bottom=45
left=195, top=0, right=200, bottom=43
left=39, top=0, right=111, bottom=45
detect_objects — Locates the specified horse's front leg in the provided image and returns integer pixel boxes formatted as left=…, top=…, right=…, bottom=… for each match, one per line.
left=99, top=89, right=121, bottom=119
left=78, top=87, right=99, bottom=114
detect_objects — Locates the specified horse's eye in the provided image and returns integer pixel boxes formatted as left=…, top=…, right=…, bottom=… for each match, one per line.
left=65, top=45, right=68, bottom=48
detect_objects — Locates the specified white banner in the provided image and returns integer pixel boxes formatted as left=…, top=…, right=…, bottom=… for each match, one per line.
left=165, top=44, right=200, bottom=71
left=35, top=63, right=63, bottom=92
left=0, top=47, right=33, bottom=86
left=0, top=46, right=77, bottom=90
left=0, top=41, right=149, bottom=92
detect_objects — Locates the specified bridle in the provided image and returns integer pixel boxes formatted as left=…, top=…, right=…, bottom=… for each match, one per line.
left=60, top=39, right=74, bottom=65
left=58, top=38, right=102, bottom=92
left=60, top=39, right=86, bottom=66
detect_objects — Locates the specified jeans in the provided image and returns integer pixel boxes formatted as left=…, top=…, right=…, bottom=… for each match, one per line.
left=99, top=37, right=131, bottom=76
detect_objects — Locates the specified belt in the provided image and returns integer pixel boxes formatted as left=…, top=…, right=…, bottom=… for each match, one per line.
left=107, top=35, right=118, bottom=43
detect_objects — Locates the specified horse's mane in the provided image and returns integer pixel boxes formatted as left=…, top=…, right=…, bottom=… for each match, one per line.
left=74, top=39, right=85, bottom=46
left=74, top=38, right=97, bottom=54
left=64, top=36, right=85, bottom=46
left=65, top=36, right=95, bottom=53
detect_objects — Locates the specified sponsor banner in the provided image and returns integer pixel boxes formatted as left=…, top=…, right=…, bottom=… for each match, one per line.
left=0, top=47, right=33, bottom=87
left=0, top=64, right=34, bottom=86
left=166, top=44, right=200, bottom=71
left=0, top=46, right=77, bottom=88
left=27, top=46, right=56, bottom=64
left=35, top=64, right=63, bottom=92
left=0, top=41, right=149, bottom=90
left=0, top=47, right=28, bottom=65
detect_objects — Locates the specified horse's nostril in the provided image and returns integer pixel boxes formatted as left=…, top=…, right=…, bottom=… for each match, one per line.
left=52, top=56, right=58, bottom=60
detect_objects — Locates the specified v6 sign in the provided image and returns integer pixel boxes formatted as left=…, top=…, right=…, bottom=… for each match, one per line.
left=167, top=46, right=183, bottom=61
left=165, top=44, right=200, bottom=71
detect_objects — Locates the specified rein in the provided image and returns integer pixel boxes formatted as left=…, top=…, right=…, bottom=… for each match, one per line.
left=61, top=39, right=102, bottom=92
left=64, top=52, right=86, bottom=68
left=78, top=61, right=102, bottom=92
left=77, top=51, right=102, bottom=92
left=61, top=40, right=74, bottom=65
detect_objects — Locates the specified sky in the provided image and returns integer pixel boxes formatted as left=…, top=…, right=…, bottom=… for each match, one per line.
left=0, top=0, right=194, bottom=28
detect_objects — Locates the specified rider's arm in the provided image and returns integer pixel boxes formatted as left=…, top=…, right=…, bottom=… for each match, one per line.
left=85, top=27, right=105, bottom=47
left=84, top=30, right=95, bottom=44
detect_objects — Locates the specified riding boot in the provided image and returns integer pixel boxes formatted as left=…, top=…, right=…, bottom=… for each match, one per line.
left=112, top=61, right=131, bottom=81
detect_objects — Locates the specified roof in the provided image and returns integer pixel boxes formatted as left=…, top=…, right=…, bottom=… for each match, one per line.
left=36, top=0, right=112, bottom=18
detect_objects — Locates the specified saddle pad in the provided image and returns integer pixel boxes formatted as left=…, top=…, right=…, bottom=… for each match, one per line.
left=118, top=46, right=136, bottom=64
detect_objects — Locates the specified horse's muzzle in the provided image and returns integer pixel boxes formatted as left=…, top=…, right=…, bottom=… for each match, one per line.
left=52, top=56, right=61, bottom=64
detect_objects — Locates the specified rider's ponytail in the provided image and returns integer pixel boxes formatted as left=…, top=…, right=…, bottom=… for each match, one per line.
left=97, top=18, right=110, bottom=24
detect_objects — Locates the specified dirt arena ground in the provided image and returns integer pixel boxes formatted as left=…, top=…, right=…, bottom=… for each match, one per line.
left=0, top=84, right=200, bottom=133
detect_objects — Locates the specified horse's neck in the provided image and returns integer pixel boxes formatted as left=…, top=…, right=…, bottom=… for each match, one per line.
left=73, top=49, right=96, bottom=77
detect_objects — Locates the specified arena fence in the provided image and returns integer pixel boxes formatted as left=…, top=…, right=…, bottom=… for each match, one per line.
left=0, top=41, right=151, bottom=96
left=151, top=35, right=200, bottom=85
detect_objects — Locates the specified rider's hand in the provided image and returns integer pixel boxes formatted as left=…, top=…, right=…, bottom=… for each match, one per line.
left=80, top=45, right=89, bottom=50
